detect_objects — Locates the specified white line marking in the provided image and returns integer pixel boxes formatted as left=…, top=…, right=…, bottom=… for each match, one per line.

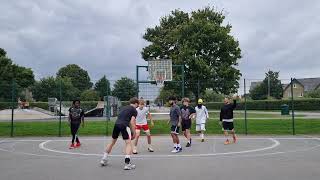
left=39, top=138, right=280, bottom=158
left=1, top=137, right=320, bottom=159
left=0, top=137, right=319, bottom=143
left=230, top=137, right=320, bottom=158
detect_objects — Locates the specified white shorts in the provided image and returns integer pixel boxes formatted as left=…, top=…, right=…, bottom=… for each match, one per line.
left=196, top=124, right=206, bottom=131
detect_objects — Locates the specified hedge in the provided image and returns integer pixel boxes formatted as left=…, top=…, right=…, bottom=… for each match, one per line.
left=204, top=99, right=320, bottom=111
left=0, top=101, right=99, bottom=112
left=2, top=99, right=320, bottom=111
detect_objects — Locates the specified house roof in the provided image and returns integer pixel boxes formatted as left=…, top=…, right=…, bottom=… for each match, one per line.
left=296, top=78, right=320, bottom=92
left=283, top=78, right=320, bottom=92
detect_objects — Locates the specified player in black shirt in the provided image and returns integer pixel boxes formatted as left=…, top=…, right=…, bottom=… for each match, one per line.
left=68, top=100, right=85, bottom=149
left=180, top=98, right=196, bottom=147
left=220, top=97, right=237, bottom=145
left=100, top=97, right=139, bottom=170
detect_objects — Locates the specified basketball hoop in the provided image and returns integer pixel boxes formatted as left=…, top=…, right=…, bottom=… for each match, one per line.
left=148, top=59, right=172, bottom=88
left=155, top=75, right=165, bottom=87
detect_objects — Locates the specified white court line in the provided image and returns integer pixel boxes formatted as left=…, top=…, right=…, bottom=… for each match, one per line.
left=228, top=137, right=320, bottom=158
left=1, top=138, right=320, bottom=159
left=38, top=138, right=280, bottom=158
left=0, top=137, right=319, bottom=143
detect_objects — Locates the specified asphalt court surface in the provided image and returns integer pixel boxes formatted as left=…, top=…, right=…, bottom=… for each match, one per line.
left=1, top=136, right=320, bottom=180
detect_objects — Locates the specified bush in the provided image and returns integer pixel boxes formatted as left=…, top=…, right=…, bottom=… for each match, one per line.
left=80, top=90, right=100, bottom=101
left=204, top=99, right=320, bottom=111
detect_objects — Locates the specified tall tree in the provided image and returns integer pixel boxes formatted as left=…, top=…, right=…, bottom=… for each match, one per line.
left=56, top=64, right=92, bottom=91
left=32, top=77, right=80, bottom=101
left=94, top=75, right=111, bottom=99
left=112, top=77, right=137, bottom=101
left=80, top=89, right=100, bottom=101
left=141, top=7, right=242, bottom=98
left=250, top=71, right=283, bottom=100
left=0, top=48, right=35, bottom=100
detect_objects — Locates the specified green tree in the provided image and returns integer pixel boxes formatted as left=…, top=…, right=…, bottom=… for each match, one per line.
left=94, top=75, right=111, bottom=99
left=32, top=77, right=80, bottom=101
left=0, top=48, right=35, bottom=100
left=250, top=71, right=283, bottom=100
left=141, top=7, right=242, bottom=98
left=112, top=77, right=137, bottom=101
left=56, top=64, right=92, bottom=91
left=80, top=89, right=100, bottom=101
left=203, top=89, right=224, bottom=102
left=31, top=77, right=57, bottom=101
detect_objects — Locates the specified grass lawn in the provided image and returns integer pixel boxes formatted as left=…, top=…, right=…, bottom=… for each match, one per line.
left=0, top=118, right=319, bottom=137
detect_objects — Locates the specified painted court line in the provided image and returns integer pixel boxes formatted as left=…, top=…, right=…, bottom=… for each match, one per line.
left=38, top=138, right=280, bottom=158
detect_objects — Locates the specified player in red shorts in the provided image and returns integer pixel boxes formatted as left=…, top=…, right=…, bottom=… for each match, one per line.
left=133, top=99, right=154, bottom=154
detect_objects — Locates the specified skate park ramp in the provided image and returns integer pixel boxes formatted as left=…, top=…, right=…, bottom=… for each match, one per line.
left=85, top=101, right=104, bottom=117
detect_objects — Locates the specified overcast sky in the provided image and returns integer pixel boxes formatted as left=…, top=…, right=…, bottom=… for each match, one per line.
left=1, top=0, right=320, bottom=85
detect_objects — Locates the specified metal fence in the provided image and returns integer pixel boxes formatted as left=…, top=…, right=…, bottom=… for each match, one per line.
left=1, top=77, right=320, bottom=136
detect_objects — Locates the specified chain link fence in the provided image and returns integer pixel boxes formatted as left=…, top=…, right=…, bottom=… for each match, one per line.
left=1, top=77, right=320, bottom=136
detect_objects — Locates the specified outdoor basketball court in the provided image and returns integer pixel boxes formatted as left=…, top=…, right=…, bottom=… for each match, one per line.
left=1, top=135, right=320, bottom=180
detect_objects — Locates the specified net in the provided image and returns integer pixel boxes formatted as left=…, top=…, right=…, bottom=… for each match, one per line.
left=148, top=59, right=172, bottom=85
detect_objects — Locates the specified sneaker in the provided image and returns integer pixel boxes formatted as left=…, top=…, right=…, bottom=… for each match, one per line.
left=201, top=139, right=205, bottom=142
left=133, top=149, right=138, bottom=154
left=186, top=142, right=191, bottom=147
left=171, top=148, right=179, bottom=153
left=75, top=142, right=81, bottom=148
left=69, top=143, right=75, bottom=149
left=148, top=147, right=154, bottom=152
left=178, top=147, right=182, bottom=152
left=124, top=163, right=136, bottom=170
left=224, top=139, right=230, bottom=145
left=100, top=158, right=108, bottom=166
left=233, top=136, right=237, bottom=144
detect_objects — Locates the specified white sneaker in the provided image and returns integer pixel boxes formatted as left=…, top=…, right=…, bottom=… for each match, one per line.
left=100, top=158, right=108, bottom=166
left=148, top=147, right=154, bottom=152
left=133, top=149, right=138, bottom=154
left=171, top=148, right=179, bottom=153
left=124, top=163, right=136, bottom=170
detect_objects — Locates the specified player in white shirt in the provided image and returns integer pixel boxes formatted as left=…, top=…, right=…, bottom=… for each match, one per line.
left=133, top=99, right=154, bottom=154
left=195, top=99, right=209, bottom=142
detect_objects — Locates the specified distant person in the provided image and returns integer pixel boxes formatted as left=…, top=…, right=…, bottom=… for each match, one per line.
left=220, top=97, right=237, bottom=145
left=68, top=100, right=85, bottom=149
left=168, top=96, right=182, bottom=153
left=195, top=99, right=209, bottom=142
left=133, top=99, right=154, bottom=154
left=100, top=97, right=139, bottom=170
left=180, top=98, right=196, bottom=147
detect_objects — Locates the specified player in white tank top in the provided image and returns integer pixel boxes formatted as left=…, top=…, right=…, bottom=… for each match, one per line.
left=133, top=99, right=154, bottom=154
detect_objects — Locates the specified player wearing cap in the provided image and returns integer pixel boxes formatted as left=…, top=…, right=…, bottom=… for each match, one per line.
left=195, top=99, right=209, bottom=142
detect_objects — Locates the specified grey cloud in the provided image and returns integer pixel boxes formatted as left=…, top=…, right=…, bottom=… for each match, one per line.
left=1, top=0, right=320, bottom=85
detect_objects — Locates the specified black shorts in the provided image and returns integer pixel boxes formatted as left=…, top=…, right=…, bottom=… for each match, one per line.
left=171, top=125, right=180, bottom=135
left=181, top=119, right=191, bottom=131
left=222, top=121, right=234, bottom=131
left=112, top=124, right=132, bottom=140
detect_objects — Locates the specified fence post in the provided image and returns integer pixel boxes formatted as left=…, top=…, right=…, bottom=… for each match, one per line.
left=290, top=78, right=295, bottom=135
left=136, top=66, right=139, bottom=98
left=11, top=79, right=15, bottom=137
left=181, top=65, right=185, bottom=97
left=197, top=79, right=200, bottom=99
left=59, top=79, right=62, bottom=137
left=244, top=78, right=248, bottom=135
